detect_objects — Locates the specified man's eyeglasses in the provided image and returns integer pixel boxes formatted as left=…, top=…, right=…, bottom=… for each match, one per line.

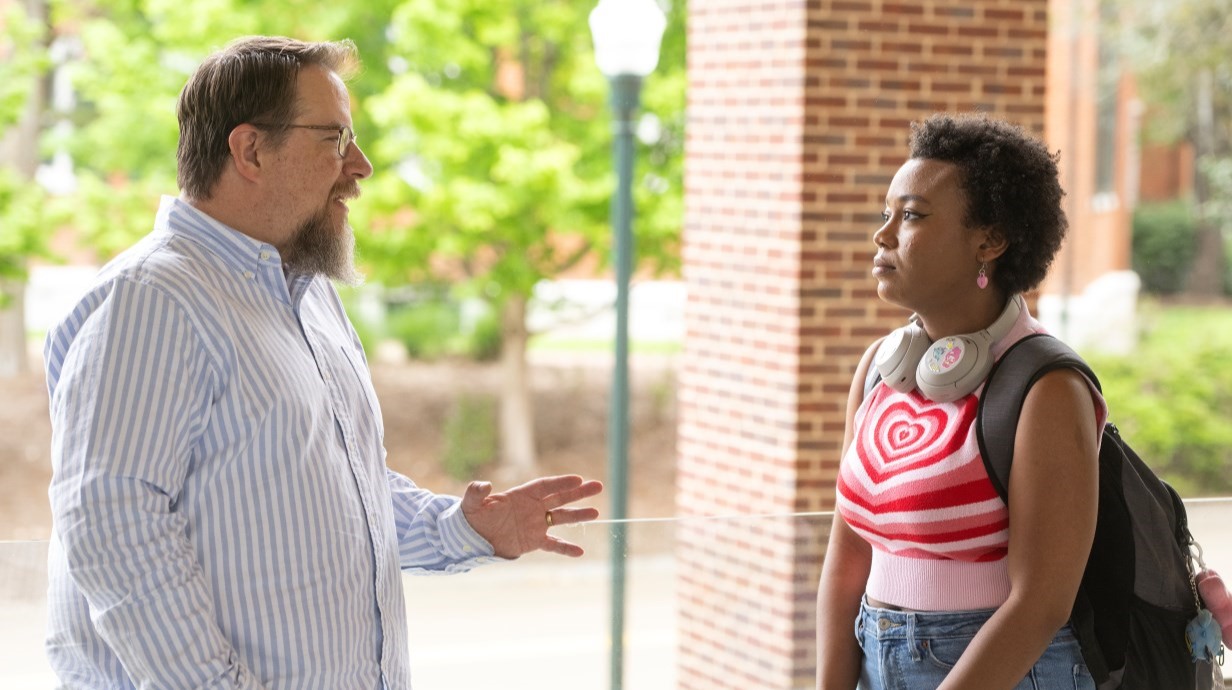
left=252, top=123, right=356, bottom=158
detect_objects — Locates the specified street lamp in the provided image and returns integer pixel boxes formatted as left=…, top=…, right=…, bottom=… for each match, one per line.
left=588, top=1, right=666, bottom=689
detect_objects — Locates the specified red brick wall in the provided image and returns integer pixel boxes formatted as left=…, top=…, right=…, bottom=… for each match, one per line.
left=1041, top=0, right=1134, bottom=298
left=1138, top=142, right=1193, bottom=202
left=677, top=1, right=1049, bottom=688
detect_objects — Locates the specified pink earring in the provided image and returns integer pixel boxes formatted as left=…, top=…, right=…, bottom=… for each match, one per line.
left=977, top=263, right=989, bottom=290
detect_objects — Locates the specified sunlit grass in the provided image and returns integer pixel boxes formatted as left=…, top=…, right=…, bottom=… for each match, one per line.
left=1135, top=298, right=1232, bottom=348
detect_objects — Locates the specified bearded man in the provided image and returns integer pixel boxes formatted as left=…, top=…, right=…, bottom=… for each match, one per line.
left=43, top=36, right=602, bottom=690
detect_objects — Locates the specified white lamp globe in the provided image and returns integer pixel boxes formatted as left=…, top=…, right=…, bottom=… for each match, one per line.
left=589, top=0, right=667, bottom=78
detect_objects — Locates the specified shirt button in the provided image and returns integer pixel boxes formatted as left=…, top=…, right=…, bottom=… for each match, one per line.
left=463, top=545, right=473, bottom=553
left=243, top=271, right=255, bottom=280
left=259, top=251, right=271, bottom=261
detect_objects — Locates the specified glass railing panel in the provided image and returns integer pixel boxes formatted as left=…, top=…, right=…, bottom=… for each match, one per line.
left=3, top=499, right=1230, bottom=688
left=1187, top=498, right=1232, bottom=574
left=0, top=540, right=52, bottom=689
left=406, top=518, right=680, bottom=690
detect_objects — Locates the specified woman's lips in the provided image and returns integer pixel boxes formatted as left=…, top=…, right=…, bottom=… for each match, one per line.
left=872, top=258, right=895, bottom=276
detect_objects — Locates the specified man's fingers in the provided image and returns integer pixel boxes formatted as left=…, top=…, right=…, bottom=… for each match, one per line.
left=542, top=479, right=604, bottom=510
left=519, top=474, right=601, bottom=500
left=542, top=535, right=585, bottom=558
left=545, top=506, right=600, bottom=527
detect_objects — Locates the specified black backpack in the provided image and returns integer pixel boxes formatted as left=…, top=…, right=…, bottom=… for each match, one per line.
left=978, top=333, right=1216, bottom=689
left=862, top=332, right=1218, bottom=689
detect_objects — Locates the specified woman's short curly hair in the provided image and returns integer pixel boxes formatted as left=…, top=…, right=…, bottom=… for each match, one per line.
left=908, top=113, right=1067, bottom=295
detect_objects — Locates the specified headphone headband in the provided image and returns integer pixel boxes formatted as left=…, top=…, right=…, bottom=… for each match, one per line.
left=874, top=294, right=1024, bottom=402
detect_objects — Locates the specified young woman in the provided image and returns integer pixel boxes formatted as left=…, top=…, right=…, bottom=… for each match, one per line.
left=816, top=113, right=1106, bottom=690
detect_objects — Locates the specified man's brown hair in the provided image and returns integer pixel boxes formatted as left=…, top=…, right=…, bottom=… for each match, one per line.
left=176, top=36, right=359, bottom=200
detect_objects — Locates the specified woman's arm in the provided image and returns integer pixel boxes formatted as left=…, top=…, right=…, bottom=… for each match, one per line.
left=816, top=341, right=879, bottom=690
left=937, top=368, right=1100, bottom=690
left=817, top=515, right=873, bottom=689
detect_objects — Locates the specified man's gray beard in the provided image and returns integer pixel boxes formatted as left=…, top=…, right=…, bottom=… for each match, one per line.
left=281, top=208, right=364, bottom=286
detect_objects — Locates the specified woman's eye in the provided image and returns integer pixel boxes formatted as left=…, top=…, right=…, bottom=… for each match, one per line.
left=903, top=210, right=919, bottom=220
left=881, top=211, right=890, bottom=222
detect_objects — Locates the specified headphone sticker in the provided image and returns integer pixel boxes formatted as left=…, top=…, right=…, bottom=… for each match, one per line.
left=926, top=338, right=963, bottom=373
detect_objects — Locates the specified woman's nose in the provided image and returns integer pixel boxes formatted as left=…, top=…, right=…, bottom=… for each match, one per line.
left=873, top=217, right=895, bottom=248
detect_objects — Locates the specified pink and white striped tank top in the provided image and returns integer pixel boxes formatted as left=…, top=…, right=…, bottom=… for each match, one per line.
left=835, top=307, right=1104, bottom=611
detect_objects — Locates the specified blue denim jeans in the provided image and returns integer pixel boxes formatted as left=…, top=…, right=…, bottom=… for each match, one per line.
left=855, top=598, right=1096, bottom=690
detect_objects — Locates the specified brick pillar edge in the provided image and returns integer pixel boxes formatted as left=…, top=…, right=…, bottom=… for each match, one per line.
left=677, top=1, right=1049, bottom=688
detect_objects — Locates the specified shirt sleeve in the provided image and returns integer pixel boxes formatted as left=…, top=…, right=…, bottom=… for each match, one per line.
left=386, top=469, right=501, bottom=574
left=47, top=279, right=265, bottom=689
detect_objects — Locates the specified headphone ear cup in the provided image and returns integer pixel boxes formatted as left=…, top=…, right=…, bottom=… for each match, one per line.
left=914, top=335, right=993, bottom=403
left=874, top=322, right=931, bottom=393
left=913, top=295, right=1023, bottom=402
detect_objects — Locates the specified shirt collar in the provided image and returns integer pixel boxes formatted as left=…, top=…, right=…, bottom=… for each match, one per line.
left=157, top=196, right=316, bottom=307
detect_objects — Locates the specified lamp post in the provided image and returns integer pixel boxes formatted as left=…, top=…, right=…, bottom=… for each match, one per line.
left=588, top=2, right=665, bottom=689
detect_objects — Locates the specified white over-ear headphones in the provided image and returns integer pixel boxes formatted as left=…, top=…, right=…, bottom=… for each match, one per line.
left=873, top=294, right=1024, bottom=403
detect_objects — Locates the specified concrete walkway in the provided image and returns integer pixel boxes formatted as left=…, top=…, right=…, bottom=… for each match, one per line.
left=0, top=544, right=676, bottom=690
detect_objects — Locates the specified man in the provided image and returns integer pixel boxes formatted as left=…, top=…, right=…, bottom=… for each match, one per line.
left=44, top=36, right=602, bottom=689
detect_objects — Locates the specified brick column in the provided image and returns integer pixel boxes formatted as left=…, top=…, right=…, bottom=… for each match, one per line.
left=676, top=1, right=1049, bottom=688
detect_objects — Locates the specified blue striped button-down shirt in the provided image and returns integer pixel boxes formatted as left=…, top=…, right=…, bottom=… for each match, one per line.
left=44, top=196, right=497, bottom=689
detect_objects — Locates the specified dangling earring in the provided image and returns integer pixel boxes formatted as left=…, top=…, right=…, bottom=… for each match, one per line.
left=976, top=263, right=989, bottom=290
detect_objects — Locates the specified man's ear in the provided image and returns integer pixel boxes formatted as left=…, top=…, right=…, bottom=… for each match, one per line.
left=227, top=124, right=264, bottom=183
left=976, top=226, right=1009, bottom=263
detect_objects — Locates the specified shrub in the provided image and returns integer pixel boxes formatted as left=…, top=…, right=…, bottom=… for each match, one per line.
left=441, top=394, right=498, bottom=481
left=464, top=309, right=503, bottom=362
left=1085, top=304, right=1232, bottom=495
left=386, top=300, right=461, bottom=361
left=1132, top=201, right=1197, bottom=295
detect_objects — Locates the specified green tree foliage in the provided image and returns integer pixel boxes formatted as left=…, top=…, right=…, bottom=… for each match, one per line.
left=350, top=0, right=684, bottom=470
left=7, top=0, right=685, bottom=466
left=0, top=1, right=47, bottom=132
left=354, top=0, right=683, bottom=294
left=46, top=0, right=405, bottom=252
left=0, top=169, right=56, bottom=291
left=1110, top=0, right=1232, bottom=295
left=0, top=0, right=54, bottom=292
left=35, top=0, right=684, bottom=286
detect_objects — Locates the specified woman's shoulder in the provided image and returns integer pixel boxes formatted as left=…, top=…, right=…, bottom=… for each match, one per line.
left=990, top=299, right=1049, bottom=361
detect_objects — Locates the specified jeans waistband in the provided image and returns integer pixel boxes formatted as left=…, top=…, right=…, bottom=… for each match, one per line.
left=858, top=596, right=1001, bottom=640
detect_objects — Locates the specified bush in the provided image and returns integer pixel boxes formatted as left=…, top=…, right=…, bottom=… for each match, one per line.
left=374, top=289, right=504, bottom=362
left=441, top=394, right=498, bottom=481
left=348, top=316, right=383, bottom=358
left=1132, top=201, right=1197, bottom=295
left=1085, top=304, right=1232, bottom=495
left=464, top=309, right=503, bottom=362
left=386, top=300, right=461, bottom=361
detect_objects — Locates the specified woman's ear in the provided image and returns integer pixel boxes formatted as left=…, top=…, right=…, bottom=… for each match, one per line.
left=976, top=226, right=1009, bottom=263
left=227, top=125, right=263, bottom=183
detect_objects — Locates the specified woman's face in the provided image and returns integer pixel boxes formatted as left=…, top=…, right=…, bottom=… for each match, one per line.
left=872, top=158, right=988, bottom=316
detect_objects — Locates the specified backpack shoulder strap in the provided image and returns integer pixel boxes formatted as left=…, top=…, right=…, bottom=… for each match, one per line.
left=976, top=333, right=1102, bottom=503
left=863, top=362, right=882, bottom=399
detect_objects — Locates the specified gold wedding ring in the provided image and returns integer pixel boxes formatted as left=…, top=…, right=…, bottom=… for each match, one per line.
left=545, top=510, right=554, bottom=527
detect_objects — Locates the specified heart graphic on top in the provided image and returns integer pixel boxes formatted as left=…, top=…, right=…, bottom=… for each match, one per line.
left=870, top=399, right=950, bottom=467
left=892, top=422, right=926, bottom=448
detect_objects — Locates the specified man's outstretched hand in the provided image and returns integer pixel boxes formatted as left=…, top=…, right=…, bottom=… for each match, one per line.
left=460, top=475, right=604, bottom=559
